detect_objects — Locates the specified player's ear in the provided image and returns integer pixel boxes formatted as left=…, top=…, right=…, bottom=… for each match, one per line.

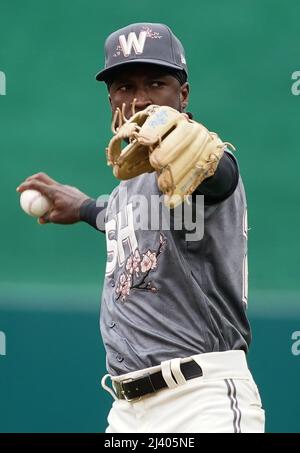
left=180, top=82, right=189, bottom=110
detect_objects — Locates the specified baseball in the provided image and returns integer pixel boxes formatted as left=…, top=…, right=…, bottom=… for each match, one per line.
left=20, top=189, right=51, bottom=217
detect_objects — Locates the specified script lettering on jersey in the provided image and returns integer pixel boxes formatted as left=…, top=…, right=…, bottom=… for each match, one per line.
left=105, top=203, right=138, bottom=275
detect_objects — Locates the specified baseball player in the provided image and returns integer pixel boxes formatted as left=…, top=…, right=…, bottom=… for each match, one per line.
left=17, top=23, right=265, bottom=433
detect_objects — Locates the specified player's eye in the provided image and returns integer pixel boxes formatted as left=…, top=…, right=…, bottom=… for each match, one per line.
left=150, top=81, right=164, bottom=88
left=118, top=84, right=132, bottom=92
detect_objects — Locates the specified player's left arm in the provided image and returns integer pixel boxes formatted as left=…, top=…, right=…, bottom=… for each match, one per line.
left=193, top=151, right=239, bottom=204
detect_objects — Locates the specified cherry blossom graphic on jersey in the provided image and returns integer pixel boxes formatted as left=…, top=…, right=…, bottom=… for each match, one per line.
left=115, top=233, right=167, bottom=302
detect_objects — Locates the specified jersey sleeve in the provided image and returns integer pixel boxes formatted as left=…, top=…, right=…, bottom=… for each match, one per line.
left=193, top=150, right=239, bottom=204
left=80, top=198, right=107, bottom=233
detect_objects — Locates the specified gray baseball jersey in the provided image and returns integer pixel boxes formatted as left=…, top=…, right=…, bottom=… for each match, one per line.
left=100, top=154, right=250, bottom=376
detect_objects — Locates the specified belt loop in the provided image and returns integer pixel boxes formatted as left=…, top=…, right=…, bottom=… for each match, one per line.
left=161, top=360, right=178, bottom=389
left=191, top=354, right=206, bottom=378
left=101, top=374, right=118, bottom=401
left=170, top=358, right=186, bottom=385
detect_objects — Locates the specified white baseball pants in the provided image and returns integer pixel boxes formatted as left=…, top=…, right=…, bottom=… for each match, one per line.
left=101, top=350, right=265, bottom=433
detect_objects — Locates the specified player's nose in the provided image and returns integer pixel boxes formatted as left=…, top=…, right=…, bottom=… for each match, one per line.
left=134, top=99, right=151, bottom=108
left=132, top=89, right=152, bottom=110
left=124, top=97, right=151, bottom=118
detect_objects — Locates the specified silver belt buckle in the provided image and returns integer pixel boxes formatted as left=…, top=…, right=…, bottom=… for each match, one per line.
left=120, top=377, right=142, bottom=402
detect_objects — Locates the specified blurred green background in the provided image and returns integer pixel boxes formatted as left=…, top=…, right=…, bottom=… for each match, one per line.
left=1, top=0, right=299, bottom=432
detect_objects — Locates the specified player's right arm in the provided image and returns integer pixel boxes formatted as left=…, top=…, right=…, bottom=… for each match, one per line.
left=79, top=198, right=106, bottom=232
left=16, top=172, right=106, bottom=231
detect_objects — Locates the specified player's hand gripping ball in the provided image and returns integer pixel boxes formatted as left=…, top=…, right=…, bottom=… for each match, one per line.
left=20, top=189, right=51, bottom=217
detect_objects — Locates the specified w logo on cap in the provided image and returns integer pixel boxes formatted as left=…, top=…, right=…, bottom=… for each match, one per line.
left=96, top=24, right=186, bottom=81
left=119, top=31, right=147, bottom=57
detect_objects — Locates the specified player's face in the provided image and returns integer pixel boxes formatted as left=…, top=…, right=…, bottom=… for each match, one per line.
left=107, top=64, right=189, bottom=119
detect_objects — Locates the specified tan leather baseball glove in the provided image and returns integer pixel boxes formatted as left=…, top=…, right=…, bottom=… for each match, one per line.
left=106, top=104, right=234, bottom=208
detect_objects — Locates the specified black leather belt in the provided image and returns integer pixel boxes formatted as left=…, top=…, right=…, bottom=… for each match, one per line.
left=113, top=360, right=202, bottom=401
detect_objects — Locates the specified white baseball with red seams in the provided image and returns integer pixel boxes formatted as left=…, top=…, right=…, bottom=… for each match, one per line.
left=20, top=189, right=51, bottom=217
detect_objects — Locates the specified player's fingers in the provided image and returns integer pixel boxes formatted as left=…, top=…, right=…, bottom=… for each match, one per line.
left=38, top=212, right=51, bottom=224
left=16, top=180, right=55, bottom=199
left=16, top=173, right=58, bottom=192
left=38, top=208, right=63, bottom=224
left=25, top=172, right=57, bottom=185
left=38, top=216, right=48, bottom=225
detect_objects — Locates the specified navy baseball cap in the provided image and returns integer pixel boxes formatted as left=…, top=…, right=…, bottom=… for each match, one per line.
left=95, top=23, right=188, bottom=82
